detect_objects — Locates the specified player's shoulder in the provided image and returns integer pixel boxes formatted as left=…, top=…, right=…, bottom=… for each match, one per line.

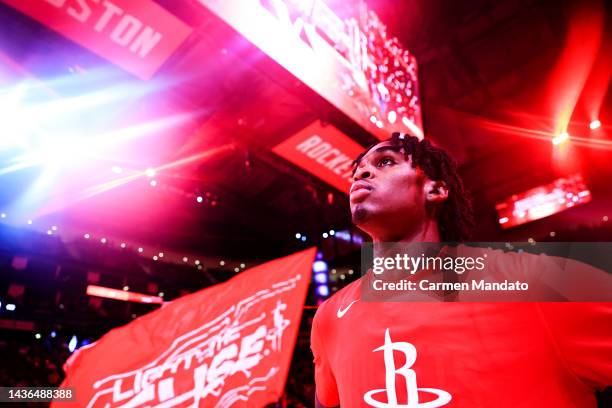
left=313, top=278, right=363, bottom=323
left=455, top=243, right=542, bottom=271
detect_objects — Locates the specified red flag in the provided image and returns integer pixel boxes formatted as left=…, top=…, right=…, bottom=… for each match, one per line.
left=53, top=247, right=316, bottom=407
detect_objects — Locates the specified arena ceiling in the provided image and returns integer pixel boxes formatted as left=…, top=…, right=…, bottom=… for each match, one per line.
left=0, top=0, right=610, bottom=260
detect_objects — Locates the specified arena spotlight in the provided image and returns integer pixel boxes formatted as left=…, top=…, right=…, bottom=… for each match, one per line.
left=313, top=260, right=328, bottom=273
left=6, top=303, right=16, bottom=311
left=68, top=335, right=78, bottom=352
left=387, top=110, right=397, bottom=124
left=552, top=131, right=569, bottom=145
left=196, top=196, right=203, bottom=203
left=145, top=168, right=156, bottom=177
left=295, top=233, right=301, bottom=239
left=316, top=286, right=330, bottom=297
left=314, top=273, right=328, bottom=284
left=589, top=120, right=601, bottom=130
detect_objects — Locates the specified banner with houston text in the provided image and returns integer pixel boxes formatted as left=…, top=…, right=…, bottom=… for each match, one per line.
left=1, top=0, right=192, bottom=79
left=52, top=247, right=316, bottom=408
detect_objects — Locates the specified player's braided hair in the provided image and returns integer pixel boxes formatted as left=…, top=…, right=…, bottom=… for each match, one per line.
left=352, top=133, right=474, bottom=242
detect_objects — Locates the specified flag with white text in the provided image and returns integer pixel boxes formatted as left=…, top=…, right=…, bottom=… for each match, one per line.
left=52, top=247, right=316, bottom=407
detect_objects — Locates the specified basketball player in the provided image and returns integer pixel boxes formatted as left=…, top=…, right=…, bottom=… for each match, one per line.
left=311, top=133, right=612, bottom=407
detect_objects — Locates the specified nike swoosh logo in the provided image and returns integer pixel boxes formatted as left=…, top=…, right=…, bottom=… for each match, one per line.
left=337, top=300, right=358, bottom=318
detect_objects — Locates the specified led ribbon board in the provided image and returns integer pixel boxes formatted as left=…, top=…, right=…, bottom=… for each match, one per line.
left=496, top=174, right=592, bottom=229
left=86, top=284, right=163, bottom=304
left=198, top=0, right=423, bottom=140
left=1, top=0, right=193, bottom=79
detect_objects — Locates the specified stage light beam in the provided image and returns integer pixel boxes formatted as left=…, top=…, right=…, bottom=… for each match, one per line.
left=552, top=131, right=569, bottom=145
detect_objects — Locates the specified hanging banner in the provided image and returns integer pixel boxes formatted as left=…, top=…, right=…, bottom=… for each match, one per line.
left=273, top=121, right=365, bottom=194
left=198, top=0, right=423, bottom=140
left=52, top=247, right=316, bottom=407
left=1, top=0, right=193, bottom=79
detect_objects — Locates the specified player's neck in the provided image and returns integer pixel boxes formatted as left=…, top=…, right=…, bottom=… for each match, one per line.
left=371, top=218, right=441, bottom=244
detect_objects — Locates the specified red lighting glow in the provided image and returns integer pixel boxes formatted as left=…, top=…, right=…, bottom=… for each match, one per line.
left=496, top=174, right=591, bottom=229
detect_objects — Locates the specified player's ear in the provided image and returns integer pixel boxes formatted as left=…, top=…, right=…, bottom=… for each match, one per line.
left=425, top=180, right=448, bottom=203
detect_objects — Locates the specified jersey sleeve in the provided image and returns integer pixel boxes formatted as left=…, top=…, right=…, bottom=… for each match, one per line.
left=311, top=302, right=340, bottom=407
left=538, top=302, right=612, bottom=390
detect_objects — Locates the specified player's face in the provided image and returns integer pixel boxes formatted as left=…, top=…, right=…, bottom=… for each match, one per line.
left=350, top=141, right=427, bottom=240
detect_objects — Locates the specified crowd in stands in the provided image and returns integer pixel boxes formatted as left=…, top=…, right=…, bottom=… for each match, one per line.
left=1, top=221, right=611, bottom=406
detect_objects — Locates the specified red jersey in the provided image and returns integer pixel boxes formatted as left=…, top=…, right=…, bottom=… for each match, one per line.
left=312, top=261, right=612, bottom=407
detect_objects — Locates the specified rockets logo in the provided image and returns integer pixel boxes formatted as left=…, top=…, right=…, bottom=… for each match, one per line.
left=84, top=276, right=300, bottom=408
left=364, top=329, right=451, bottom=408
